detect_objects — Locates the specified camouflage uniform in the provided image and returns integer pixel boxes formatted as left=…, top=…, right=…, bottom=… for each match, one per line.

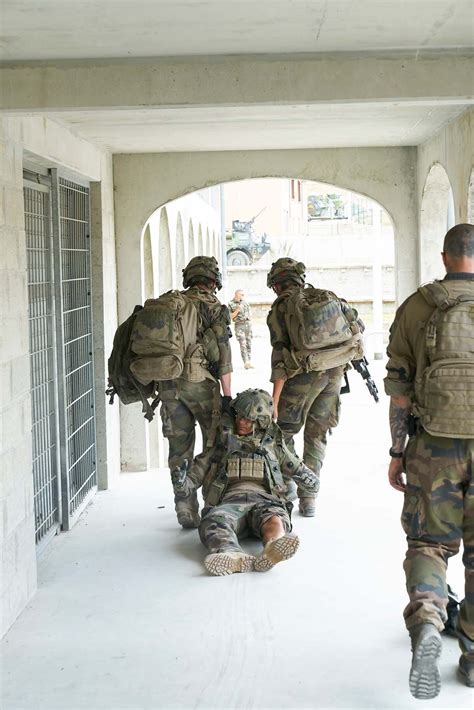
left=158, top=281, right=232, bottom=527
left=229, top=298, right=253, bottom=364
left=385, top=274, right=474, bottom=662
left=267, top=284, right=356, bottom=498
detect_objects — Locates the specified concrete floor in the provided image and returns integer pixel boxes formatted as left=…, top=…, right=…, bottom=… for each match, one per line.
left=1, top=335, right=469, bottom=710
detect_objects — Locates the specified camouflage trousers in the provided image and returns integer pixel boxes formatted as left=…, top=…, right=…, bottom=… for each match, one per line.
left=401, top=429, right=474, bottom=658
left=199, top=490, right=292, bottom=553
left=159, top=378, right=220, bottom=516
left=235, top=321, right=252, bottom=364
left=277, top=366, right=344, bottom=499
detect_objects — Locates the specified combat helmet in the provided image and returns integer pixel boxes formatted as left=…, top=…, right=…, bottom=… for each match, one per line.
left=182, top=256, right=222, bottom=290
left=267, top=258, right=305, bottom=289
left=231, top=389, right=273, bottom=430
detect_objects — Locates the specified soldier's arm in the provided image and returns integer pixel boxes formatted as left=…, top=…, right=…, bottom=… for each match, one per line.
left=275, top=432, right=319, bottom=495
left=384, top=299, right=417, bottom=493
left=209, top=302, right=233, bottom=392
left=228, top=302, right=240, bottom=321
left=267, top=302, right=290, bottom=385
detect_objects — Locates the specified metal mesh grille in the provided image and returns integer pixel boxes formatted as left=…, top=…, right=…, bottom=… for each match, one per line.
left=59, top=178, right=97, bottom=517
left=24, top=186, right=59, bottom=543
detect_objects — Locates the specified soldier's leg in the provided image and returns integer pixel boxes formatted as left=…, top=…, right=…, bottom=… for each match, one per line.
left=402, top=431, right=468, bottom=697
left=181, top=380, right=220, bottom=452
left=457, top=441, right=474, bottom=684
left=247, top=495, right=299, bottom=572
left=245, top=323, right=253, bottom=364
left=303, top=367, right=343, bottom=477
left=235, top=325, right=247, bottom=364
left=277, top=372, right=314, bottom=459
left=160, top=392, right=199, bottom=528
left=199, top=496, right=255, bottom=575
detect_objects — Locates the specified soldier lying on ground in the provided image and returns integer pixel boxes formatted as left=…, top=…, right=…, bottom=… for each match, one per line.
left=171, top=388, right=318, bottom=576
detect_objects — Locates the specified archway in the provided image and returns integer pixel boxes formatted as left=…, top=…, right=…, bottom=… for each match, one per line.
left=141, top=224, right=154, bottom=301
left=468, top=168, right=474, bottom=224
left=176, top=212, right=185, bottom=273
left=158, top=207, right=172, bottom=292
left=197, top=225, right=204, bottom=255
left=187, top=220, right=195, bottom=261
left=420, top=163, right=454, bottom=283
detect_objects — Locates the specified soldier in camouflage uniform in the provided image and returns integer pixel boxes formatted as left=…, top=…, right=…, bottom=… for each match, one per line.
left=158, top=256, right=233, bottom=530
left=171, top=389, right=319, bottom=575
left=385, top=223, right=474, bottom=698
left=267, top=258, right=363, bottom=517
left=229, top=289, right=254, bottom=368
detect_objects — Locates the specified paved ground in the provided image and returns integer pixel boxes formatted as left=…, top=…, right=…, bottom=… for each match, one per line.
left=1, top=333, right=469, bottom=710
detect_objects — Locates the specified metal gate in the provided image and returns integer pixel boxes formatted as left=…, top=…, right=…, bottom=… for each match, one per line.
left=24, top=170, right=97, bottom=542
left=54, top=174, right=97, bottom=529
left=24, top=181, right=60, bottom=545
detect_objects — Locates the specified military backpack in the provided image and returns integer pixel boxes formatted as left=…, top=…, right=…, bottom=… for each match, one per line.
left=129, top=290, right=206, bottom=384
left=413, top=281, right=474, bottom=438
left=283, top=286, right=364, bottom=372
left=106, top=305, right=157, bottom=421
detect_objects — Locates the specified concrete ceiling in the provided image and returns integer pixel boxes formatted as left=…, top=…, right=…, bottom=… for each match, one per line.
left=50, top=103, right=468, bottom=152
left=1, top=2, right=473, bottom=154
left=1, top=1, right=473, bottom=61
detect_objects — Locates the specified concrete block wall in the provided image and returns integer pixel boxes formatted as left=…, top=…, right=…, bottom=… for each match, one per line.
left=1, top=116, right=120, bottom=636
left=0, top=117, right=37, bottom=636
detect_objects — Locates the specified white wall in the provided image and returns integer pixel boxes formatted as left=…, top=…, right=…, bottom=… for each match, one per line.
left=0, top=116, right=119, bottom=636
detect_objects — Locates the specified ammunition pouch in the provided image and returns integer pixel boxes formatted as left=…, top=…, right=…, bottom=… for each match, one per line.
left=227, top=455, right=265, bottom=483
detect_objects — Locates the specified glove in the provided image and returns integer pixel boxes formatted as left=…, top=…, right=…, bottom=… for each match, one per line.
left=293, top=465, right=320, bottom=495
left=221, top=395, right=232, bottom=416
left=170, top=459, right=193, bottom=496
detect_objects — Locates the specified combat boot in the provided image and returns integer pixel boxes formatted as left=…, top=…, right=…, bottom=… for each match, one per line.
left=408, top=623, right=442, bottom=699
left=254, top=534, right=299, bottom=572
left=298, top=497, right=316, bottom=517
left=204, top=550, right=255, bottom=576
left=458, top=656, right=474, bottom=687
left=175, top=492, right=200, bottom=529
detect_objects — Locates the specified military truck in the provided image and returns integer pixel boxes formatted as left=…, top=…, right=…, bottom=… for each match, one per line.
left=226, top=208, right=271, bottom=266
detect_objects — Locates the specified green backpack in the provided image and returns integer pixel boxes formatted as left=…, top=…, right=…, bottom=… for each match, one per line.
left=106, top=305, right=157, bottom=421
left=129, top=290, right=201, bottom=384
left=284, top=286, right=364, bottom=372
left=413, top=281, right=474, bottom=438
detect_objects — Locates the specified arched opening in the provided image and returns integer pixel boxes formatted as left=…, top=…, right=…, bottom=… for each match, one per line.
left=176, top=212, right=185, bottom=274
left=468, top=168, right=474, bottom=224
left=158, top=207, right=172, bottom=293
left=141, top=224, right=154, bottom=301
left=197, top=225, right=204, bottom=255
left=187, top=220, right=195, bottom=261
left=420, top=163, right=455, bottom=283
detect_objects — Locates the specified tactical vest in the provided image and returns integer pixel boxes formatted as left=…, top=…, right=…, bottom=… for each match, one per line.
left=413, top=280, right=474, bottom=438
left=281, top=287, right=364, bottom=375
left=204, top=426, right=286, bottom=506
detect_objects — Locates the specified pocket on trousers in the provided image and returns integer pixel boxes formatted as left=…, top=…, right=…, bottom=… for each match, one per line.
left=401, top=484, right=425, bottom=538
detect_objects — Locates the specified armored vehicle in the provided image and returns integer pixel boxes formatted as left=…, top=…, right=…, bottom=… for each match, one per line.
left=226, top=208, right=271, bottom=266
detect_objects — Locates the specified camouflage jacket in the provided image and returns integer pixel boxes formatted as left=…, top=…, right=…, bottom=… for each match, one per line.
left=228, top=299, right=252, bottom=325
left=384, top=274, right=474, bottom=399
left=267, top=284, right=362, bottom=382
left=184, top=286, right=233, bottom=376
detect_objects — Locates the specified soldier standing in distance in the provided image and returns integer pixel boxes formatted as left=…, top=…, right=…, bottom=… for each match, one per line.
left=171, top=389, right=318, bottom=575
left=157, top=256, right=232, bottom=529
left=229, top=289, right=254, bottom=369
left=266, top=258, right=364, bottom=517
left=385, top=223, right=474, bottom=698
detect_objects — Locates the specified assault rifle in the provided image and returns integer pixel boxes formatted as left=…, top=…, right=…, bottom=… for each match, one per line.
left=340, top=357, right=379, bottom=403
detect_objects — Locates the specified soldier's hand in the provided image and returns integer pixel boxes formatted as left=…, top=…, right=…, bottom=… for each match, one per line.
left=293, top=465, right=320, bottom=494
left=388, top=458, right=406, bottom=492
left=221, top=395, right=232, bottom=415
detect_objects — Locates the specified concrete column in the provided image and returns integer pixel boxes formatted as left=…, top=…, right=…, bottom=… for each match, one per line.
left=0, top=117, right=37, bottom=636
